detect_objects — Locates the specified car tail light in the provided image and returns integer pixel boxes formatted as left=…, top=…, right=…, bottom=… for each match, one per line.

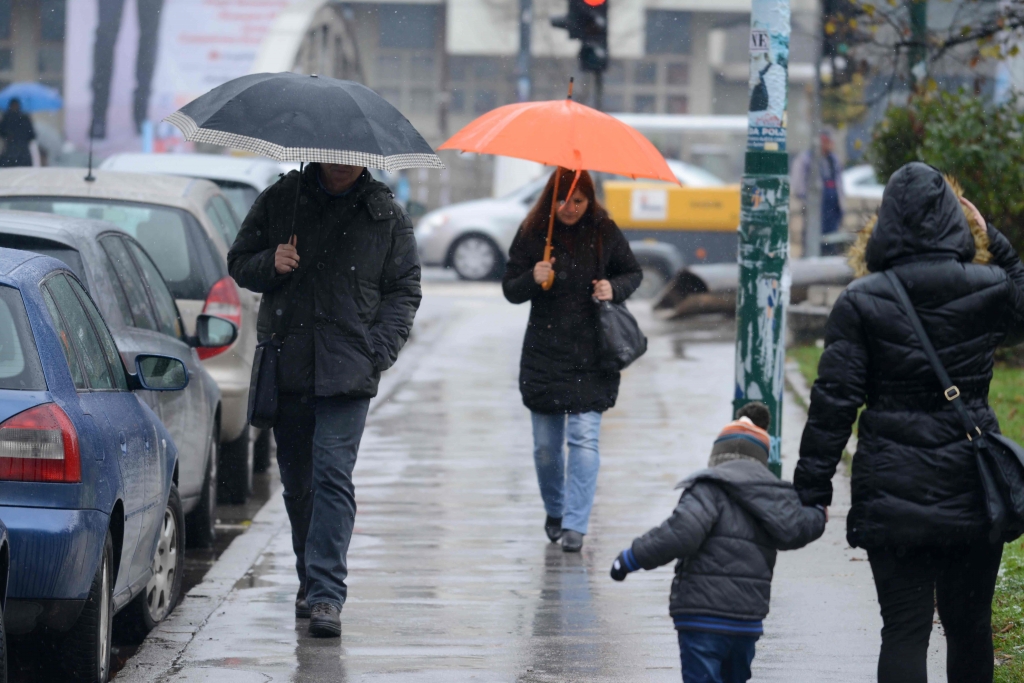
left=0, top=403, right=81, bottom=483
left=198, top=277, right=242, bottom=360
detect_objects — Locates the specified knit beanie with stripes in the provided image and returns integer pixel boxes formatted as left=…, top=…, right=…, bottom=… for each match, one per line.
left=708, top=414, right=771, bottom=468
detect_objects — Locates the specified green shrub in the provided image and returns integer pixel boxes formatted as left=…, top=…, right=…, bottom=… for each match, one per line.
left=869, top=91, right=1024, bottom=255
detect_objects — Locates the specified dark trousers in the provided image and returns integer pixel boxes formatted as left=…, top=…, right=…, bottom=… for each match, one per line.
left=91, top=0, right=164, bottom=135
left=867, top=540, right=1003, bottom=683
left=677, top=630, right=757, bottom=683
left=274, top=393, right=370, bottom=610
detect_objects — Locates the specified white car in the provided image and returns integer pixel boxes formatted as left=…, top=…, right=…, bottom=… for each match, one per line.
left=100, top=153, right=290, bottom=227
left=842, top=164, right=885, bottom=200
left=416, top=160, right=722, bottom=282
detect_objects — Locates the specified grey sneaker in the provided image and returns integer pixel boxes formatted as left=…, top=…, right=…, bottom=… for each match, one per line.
left=561, top=529, right=584, bottom=553
left=295, top=585, right=310, bottom=619
left=308, top=602, right=341, bottom=637
left=545, top=516, right=563, bottom=542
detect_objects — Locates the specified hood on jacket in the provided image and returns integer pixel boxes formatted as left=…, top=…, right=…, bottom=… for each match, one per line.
left=863, top=162, right=975, bottom=273
left=848, top=172, right=990, bottom=278
left=677, top=459, right=811, bottom=548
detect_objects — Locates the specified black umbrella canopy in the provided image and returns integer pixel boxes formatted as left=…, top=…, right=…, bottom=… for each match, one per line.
left=165, top=72, right=444, bottom=172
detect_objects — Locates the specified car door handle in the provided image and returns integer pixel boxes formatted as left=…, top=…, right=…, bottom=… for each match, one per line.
left=119, top=431, right=127, bottom=455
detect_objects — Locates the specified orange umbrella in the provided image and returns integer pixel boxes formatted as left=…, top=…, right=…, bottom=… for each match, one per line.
left=439, top=81, right=677, bottom=289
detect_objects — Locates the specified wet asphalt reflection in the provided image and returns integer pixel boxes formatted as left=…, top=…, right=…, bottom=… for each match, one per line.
left=119, top=279, right=741, bottom=682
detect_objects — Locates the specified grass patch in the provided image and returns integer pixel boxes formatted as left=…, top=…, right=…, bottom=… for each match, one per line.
left=788, top=345, right=1024, bottom=675
left=995, top=538, right=1024, bottom=681
left=789, top=344, right=824, bottom=388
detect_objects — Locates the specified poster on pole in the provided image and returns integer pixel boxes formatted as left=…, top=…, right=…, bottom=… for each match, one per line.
left=64, top=0, right=295, bottom=157
left=746, top=0, right=790, bottom=152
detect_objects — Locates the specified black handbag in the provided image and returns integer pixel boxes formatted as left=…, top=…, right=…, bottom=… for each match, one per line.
left=886, top=270, right=1024, bottom=542
left=595, top=232, right=647, bottom=372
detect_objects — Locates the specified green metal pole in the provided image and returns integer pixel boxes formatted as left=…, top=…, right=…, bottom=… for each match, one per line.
left=908, top=0, right=928, bottom=88
left=735, top=0, right=791, bottom=478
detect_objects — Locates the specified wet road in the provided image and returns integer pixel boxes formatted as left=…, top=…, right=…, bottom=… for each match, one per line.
left=115, top=278, right=941, bottom=682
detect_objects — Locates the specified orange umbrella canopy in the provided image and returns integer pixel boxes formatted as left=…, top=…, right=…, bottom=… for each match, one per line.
left=438, top=98, right=678, bottom=183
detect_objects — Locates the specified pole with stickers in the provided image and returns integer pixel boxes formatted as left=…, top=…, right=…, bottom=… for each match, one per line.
left=734, top=0, right=791, bottom=478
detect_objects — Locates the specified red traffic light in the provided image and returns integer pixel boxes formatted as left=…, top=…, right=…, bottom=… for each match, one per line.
left=583, top=0, right=606, bottom=5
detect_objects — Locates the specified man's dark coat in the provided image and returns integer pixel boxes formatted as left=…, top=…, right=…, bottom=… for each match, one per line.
left=228, top=165, right=421, bottom=398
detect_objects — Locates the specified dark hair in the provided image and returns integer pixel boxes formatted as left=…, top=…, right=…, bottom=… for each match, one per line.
left=521, top=167, right=608, bottom=235
left=737, top=401, right=771, bottom=430
left=8, top=98, right=19, bottom=109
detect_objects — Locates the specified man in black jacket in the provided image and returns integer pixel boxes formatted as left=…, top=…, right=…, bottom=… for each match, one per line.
left=228, top=163, right=421, bottom=637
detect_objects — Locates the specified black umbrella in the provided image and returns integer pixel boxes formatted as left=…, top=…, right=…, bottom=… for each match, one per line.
left=164, top=72, right=443, bottom=171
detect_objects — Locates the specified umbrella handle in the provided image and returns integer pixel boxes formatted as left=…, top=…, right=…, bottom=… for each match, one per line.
left=541, top=170, right=562, bottom=291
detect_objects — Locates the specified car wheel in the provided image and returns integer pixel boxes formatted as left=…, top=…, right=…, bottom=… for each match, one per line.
left=64, top=531, right=113, bottom=682
left=635, top=264, right=670, bottom=300
left=450, top=235, right=503, bottom=281
left=253, top=428, right=272, bottom=474
left=218, top=424, right=253, bottom=505
left=125, top=485, right=184, bottom=636
left=186, top=429, right=218, bottom=548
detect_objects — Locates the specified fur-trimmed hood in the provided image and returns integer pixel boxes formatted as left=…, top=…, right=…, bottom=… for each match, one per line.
left=847, top=162, right=990, bottom=277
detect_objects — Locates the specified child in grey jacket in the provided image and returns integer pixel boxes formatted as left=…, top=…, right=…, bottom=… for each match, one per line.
left=610, top=403, right=826, bottom=683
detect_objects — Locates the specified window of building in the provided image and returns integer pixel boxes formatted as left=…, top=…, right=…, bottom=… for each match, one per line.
left=473, top=89, right=497, bottom=114
left=410, top=88, right=434, bottom=113
left=634, top=61, right=657, bottom=85
left=376, top=54, right=402, bottom=81
left=377, top=4, right=439, bottom=50
left=646, top=10, right=691, bottom=55
left=666, top=62, right=689, bottom=86
left=39, top=45, right=62, bottom=74
left=411, top=55, right=435, bottom=80
left=667, top=95, right=689, bottom=114
left=605, top=60, right=626, bottom=85
left=603, top=94, right=625, bottom=112
left=633, top=95, right=656, bottom=113
left=0, top=0, right=9, bottom=41
left=450, top=88, right=465, bottom=113
left=41, top=0, right=65, bottom=41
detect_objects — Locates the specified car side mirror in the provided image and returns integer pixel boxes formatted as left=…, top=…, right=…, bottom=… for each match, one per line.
left=191, top=314, right=238, bottom=349
left=133, top=354, right=189, bottom=391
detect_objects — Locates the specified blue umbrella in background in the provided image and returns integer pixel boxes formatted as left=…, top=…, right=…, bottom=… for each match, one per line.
left=0, top=82, right=62, bottom=112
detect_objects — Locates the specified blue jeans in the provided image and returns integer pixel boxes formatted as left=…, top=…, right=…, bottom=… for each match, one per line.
left=678, top=630, right=758, bottom=683
left=274, top=394, right=371, bottom=610
left=531, top=411, right=602, bottom=534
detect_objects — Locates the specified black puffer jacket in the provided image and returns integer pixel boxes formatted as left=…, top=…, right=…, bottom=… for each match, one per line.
left=502, top=212, right=642, bottom=414
left=795, top=162, right=1024, bottom=549
left=227, top=165, right=421, bottom=398
left=631, top=460, right=825, bottom=621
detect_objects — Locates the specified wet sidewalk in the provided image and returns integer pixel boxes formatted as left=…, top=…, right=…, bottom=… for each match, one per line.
left=118, top=283, right=944, bottom=682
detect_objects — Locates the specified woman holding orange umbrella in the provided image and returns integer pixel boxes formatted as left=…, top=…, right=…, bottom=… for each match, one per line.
left=503, top=167, right=642, bottom=552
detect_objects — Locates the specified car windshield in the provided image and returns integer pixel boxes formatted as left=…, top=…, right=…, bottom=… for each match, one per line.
left=0, top=284, right=46, bottom=390
left=0, top=197, right=222, bottom=300
left=0, top=234, right=86, bottom=282
left=211, top=180, right=259, bottom=225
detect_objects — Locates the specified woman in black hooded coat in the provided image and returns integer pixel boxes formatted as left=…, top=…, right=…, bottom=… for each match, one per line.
left=794, top=162, right=1024, bottom=683
left=503, top=168, right=642, bottom=553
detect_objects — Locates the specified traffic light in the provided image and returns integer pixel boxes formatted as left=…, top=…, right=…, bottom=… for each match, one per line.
left=551, top=0, right=608, bottom=73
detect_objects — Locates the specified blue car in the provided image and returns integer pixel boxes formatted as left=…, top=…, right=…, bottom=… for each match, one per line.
left=0, top=247, right=193, bottom=683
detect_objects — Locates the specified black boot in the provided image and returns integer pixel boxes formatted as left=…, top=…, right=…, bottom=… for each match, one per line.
left=309, top=603, right=342, bottom=638
left=545, top=516, right=563, bottom=542
left=561, top=529, right=584, bottom=552
left=295, top=584, right=310, bottom=619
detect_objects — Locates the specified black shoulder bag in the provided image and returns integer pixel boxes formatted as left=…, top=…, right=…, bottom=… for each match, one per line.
left=595, top=231, right=647, bottom=372
left=886, top=270, right=1024, bottom=542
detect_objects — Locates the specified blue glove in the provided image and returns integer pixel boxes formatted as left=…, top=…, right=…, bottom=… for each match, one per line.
left=610, top=548, right=640, bottom=581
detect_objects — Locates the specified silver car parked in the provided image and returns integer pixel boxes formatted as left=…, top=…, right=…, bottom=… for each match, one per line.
left=0, top=211, right=236, bottom=546
left=0, top=169, right=259, bottom=505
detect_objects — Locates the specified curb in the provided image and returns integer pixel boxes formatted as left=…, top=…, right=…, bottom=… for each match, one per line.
left=117, top=304, right=456, bottom=682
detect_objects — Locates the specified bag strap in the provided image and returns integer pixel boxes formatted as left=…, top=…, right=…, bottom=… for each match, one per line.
left=884, top=270, right=982, bottom=442
left=596, top=228, right=605, bottom=281
left=271, top=163, right=322, bottom=340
